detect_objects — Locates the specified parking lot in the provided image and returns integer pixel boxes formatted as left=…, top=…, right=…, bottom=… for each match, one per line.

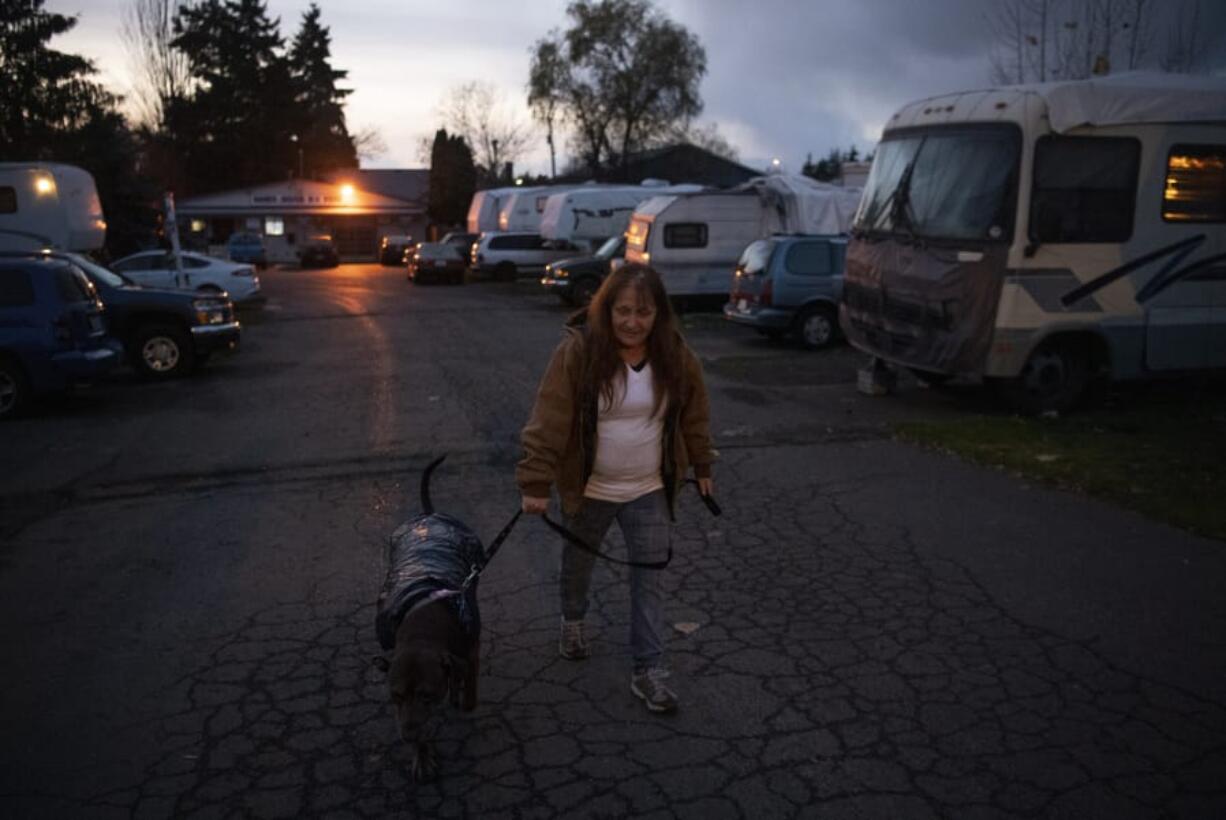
left=2, top=264, right=1224, bottom=819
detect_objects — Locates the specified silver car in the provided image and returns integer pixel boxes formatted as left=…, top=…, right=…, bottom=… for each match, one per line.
left=469, top=232, right=587, bottom=281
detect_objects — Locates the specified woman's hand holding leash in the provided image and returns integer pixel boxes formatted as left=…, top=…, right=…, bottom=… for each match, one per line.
left=696, top=477, right=713, bottom=498
left=522, top=495, right=549, bottom=515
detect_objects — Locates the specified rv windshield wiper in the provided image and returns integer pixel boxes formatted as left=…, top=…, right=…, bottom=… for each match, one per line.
left=869, top=157, right=920, bottom=245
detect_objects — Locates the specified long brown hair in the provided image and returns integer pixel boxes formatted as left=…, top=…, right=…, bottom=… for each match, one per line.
left=582, top=263, right=685, bottom=417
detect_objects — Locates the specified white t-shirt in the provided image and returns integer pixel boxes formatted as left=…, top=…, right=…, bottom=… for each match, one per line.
left=584, top=362, right=665, bottom=503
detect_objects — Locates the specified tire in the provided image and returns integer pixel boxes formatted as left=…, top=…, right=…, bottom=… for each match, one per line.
left=0, top=356, right=31, bottom=419
left=571, top=277, right=600, bottom=306
left=794, top=305, right=837, bottom=350
left=131, top=323, right=195, bottom=379
left=995, top=338, right=1089, bottom=415
left=494, top=262, right=516, bottom=282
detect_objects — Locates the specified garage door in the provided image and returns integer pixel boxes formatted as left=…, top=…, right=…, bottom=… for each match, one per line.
left=330, top=217, right=377, bottom=261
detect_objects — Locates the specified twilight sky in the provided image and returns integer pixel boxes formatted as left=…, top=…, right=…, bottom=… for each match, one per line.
left=49, top=0, right=1226, bottom=177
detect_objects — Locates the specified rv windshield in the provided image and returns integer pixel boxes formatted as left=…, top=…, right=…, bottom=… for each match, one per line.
left=856, top=125, right=1020, bottom=243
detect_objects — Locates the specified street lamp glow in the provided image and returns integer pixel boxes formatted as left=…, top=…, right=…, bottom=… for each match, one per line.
left=340, top=183, right=356, bottom=203
left=34, top=176, right=55, bottom=195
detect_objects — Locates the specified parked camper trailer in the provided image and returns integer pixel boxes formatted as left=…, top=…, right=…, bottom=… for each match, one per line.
left=466, top=187, right=519, bottom=234
left=624, top=175, right=862, bottom=297
left=841, top=72, right=1226, bottom=414
left=539, top=182, right=704, bottom=245
left=0, top=163, right=106, bottom=252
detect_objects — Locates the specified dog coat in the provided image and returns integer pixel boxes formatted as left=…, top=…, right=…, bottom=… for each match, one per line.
left=376, top=512, right=485, bottom=652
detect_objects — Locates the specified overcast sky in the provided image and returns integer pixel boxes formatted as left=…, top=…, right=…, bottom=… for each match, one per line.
left=50, top=0, right=1226, bottom=177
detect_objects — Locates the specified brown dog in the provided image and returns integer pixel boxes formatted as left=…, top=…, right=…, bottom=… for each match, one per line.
left=376, top=456, right=485, bottom=782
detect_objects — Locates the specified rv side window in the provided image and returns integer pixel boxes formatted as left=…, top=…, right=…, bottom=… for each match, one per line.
left=1029, top=136, right=1140, bottom=243
left=0, top=268, right=36, bottom=307
left=1163, top=145, right=1226, bottom=223
left=663, top=223, right=707, bottom=249
left=784, top=242, right=833, bottom=276
left=0, top=187, right=16, bottom=214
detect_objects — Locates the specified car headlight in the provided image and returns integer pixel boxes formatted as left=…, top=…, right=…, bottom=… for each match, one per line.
left=192, top=298, right=230, bottom=324
left=554, top=267, right=569, bottom=279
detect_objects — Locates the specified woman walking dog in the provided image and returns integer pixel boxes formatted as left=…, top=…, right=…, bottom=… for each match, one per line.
left=517, top=263, right=715, bottom=714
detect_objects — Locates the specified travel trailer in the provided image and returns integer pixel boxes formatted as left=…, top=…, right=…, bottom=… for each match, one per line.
left=466, top=187, right=519, bottom=234
left=539, top=182, right=705, bottom=245
left=623, top=175, right=863, bottom=297
left=840, top=72, right=1226, bottom=413
left=0, top=163, right=106, bottom=252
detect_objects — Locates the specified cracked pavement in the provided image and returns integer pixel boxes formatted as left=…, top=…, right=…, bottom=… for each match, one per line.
left=1, top=265, right=1223, bottom=819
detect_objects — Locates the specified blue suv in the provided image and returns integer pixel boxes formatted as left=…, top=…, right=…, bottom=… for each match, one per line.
left=0, top=255, right=123, bottom=418
left=227, top=232, right=268, bottom=269
left=724, top=235, right=847, bottom=349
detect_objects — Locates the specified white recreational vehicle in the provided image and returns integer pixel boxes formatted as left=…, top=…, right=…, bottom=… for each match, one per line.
left=497, top=185, right=598, bottom=233
left=0, top=163, right=106, bottom=252
left=538, top=182, right=705, bottom=245
left=841, top=72, right=1226, bottom=413
left=623, top=175, right=863, bottom=297
left=466, top=187, right=519, bottom=234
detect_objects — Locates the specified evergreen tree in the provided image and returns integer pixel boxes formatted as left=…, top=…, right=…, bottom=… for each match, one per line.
left=0, top=0, right=118, bottom=158
left=288, top=3, right=357, bottom=176
left=427, top=129, right=476, bottom=227
left=170, top=0, right=297, bottom=193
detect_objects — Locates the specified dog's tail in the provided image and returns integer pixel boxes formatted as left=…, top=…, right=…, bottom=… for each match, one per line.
left=421, top=455, right=446, bottom=515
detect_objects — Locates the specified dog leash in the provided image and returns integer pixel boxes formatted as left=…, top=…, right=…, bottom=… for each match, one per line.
left=457, top=481, right=721, bottom=591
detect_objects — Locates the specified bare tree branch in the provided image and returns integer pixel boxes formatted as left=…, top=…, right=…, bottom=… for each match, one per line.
left=120, top=0, right=192, bottom=129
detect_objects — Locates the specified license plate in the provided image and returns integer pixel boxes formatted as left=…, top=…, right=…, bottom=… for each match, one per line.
left=737, top=299, right=747, bottom=312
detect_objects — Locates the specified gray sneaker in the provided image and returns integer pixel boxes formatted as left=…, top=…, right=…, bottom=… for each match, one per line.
left=631, top=667, right=678, bottom=713
left=559, top=618, right=590, bottom=660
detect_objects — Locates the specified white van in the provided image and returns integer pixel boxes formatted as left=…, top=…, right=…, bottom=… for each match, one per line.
left=0, top=163, right=106, bottom=252
left=623, top=175, right=862, bottom=297
left=841, top=72, right=1226, bottom=413
left=539, top=182, right=704, bottom=246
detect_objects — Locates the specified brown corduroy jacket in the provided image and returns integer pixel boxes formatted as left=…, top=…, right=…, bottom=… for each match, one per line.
left=516, top=323, right=715, bottom=518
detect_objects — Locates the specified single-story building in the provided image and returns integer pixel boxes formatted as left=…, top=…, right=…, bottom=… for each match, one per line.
left=177, top=170, right=429, bottom=263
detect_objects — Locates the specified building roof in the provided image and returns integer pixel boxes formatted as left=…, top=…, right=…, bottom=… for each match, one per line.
left=177, top=178, right=423, bottom=216
left=322, top=169, right=430, bottom=204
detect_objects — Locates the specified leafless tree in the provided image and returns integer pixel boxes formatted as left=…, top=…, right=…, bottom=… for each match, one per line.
left=1161, top=0, right=1209, bottom=73
left=655, top=120, right=740, bottom=162
left=351, top=126, right=386, bottom=163
left=986, top=0, right=1205, bottom=84
left=120, top=0, right=191, bottom=129
left=438, top=81, right=532, bottom=181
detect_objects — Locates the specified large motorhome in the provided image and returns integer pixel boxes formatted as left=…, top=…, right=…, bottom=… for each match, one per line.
left=539, top=182, right=704, bottom=246
left=840, top=72, right=1226, bottom=413
left=0, top=163, right=106, bottom=252
left=623, top=175, right=863, bottom=297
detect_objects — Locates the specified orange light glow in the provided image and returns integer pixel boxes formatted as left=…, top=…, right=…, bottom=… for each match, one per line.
left=35, top=176, right=55, bottom=195
left=339, top=184, right=356, bottom=203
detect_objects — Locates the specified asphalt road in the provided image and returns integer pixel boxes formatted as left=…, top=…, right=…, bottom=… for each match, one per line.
left=1, top=264, right=1224, bottom=819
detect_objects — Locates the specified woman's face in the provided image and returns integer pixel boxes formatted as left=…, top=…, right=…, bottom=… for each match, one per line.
left=610, top=284, right=657, bottom=350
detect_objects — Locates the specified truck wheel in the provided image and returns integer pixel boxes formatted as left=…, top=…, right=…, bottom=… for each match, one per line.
left=996, top=338, right=1089, bottom=415
left=794, top=305, right=836, bottom=350
left=0, top=357, right=31, bottom=419
left=131, top=323, right=195, bottom=379
left=572, top=277, right=600, bottom=306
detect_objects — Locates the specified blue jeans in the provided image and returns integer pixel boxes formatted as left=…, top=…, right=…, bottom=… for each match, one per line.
left=560, top=490, right=670, bottom=670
